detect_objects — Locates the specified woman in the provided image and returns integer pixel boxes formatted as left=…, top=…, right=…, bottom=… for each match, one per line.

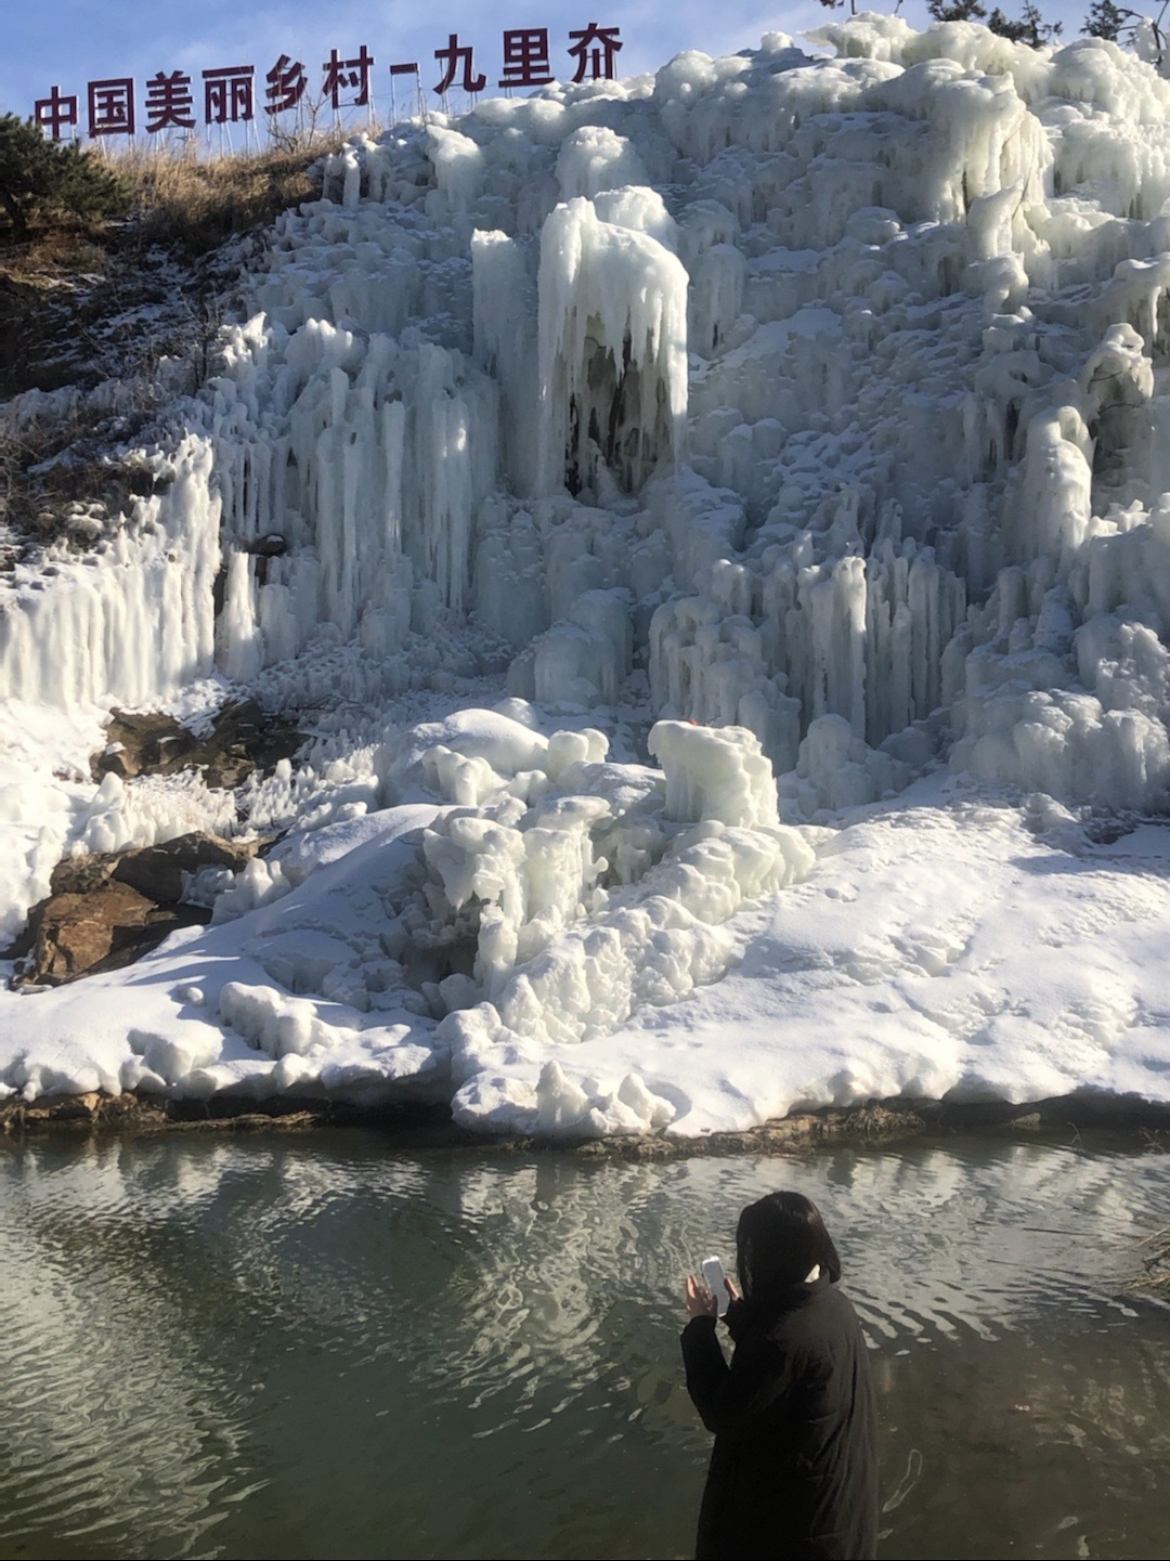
left=681, top=1191, right=878, bottom=1560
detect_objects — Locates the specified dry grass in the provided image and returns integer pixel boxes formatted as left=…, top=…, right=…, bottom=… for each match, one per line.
left=0, top=435, right=160, bottom=550
left=1125, top=1223, right=1170, bottom=1295
left=109, top=138, right=348, bottom=256
left=0, top=133, right=356, bottom=397
left=0, top=227, right=109, bottom=281
left=0, top=130, right=356, bottom=270
left=2, top=133, right=364, bottom=555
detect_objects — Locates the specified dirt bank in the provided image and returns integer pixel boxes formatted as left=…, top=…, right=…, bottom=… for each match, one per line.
left=4, top=1088, right=1170, bottom=1158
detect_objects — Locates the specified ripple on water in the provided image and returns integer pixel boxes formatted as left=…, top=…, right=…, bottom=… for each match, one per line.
left=1, top=1133, right=1168, bottom=1560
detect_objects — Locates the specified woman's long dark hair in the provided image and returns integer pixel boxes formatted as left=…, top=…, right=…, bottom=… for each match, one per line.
left=736, top=1191, right=842, bottom=1304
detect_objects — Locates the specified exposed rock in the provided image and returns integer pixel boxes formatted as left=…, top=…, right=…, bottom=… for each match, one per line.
left=0, top=1091, right=327, bottom=1135
left=93, top=698, right=303, bottom=789
left=48, top=852, right=116, bottom=896
left=201, top=699, right=303, bottom=788
left=20, top=883, right=210, bottom=986
left=572, top=1101, right=931, bottom=1160
left=242, top=532, right=287, bottom=557
left=4, top=1090, right=1170, bottom=1145
left=0, top=1092, right=164, bottom=1134
left=111, top=831, right=260, bottom=903
left=16, top=833, right=260, bottom=986
left=51, top=832, right=259, bottom=903
left=95, top=710, right=196, bottom=780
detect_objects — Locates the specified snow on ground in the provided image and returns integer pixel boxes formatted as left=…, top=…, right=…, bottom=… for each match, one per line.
left=541, top=778, right=1170, bottom=1134
left=5, top=760, right=1170, bottom=1135
left=7, top=17, right=1170, bottom=1132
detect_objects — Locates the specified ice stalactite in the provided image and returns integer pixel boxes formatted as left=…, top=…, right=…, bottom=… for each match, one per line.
left=472, top=230, right=540, bottom=494
left=529, top=590, right=634, bottom=710
left=1008, top=405, right=1095, bottom=565
left=537, top=193, right=688, bottom=497
left=0, top=437, right=220, bottom=708
left=210, top=322, right=498, bottom=674
left=948, top=307, right=1170, bottom=808
left=648, top=593, right=802, bottom=774
left=426, top=125, right=486, bottom=214
left=415, top=344, right=491, bottom=615
left=555, top=125, right=651, bottom=202
left=892, top=60, right=1052, bottom=293
left=650, top=539, right=966, bottom=768
left=779, top=714, right=915, bottom=816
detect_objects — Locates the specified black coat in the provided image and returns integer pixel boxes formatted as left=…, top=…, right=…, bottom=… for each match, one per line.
left=681, top=1277, right=878, bottom=1561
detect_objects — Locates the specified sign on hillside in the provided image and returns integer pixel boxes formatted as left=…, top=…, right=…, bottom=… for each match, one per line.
left=33, top=24, right=625, bottom=140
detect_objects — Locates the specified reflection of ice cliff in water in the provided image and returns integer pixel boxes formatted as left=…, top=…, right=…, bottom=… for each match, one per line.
left=2, top=1142, right=1170, bottom=1554
left=3, top=1137, right=1169, bottom=1557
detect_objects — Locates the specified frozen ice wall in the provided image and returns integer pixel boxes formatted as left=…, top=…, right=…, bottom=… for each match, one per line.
left=11, top=17, right=1170, bottom=801
left=11, top=18, right=1170, bottom=1123
left=0, top=437, right=220, bottom=708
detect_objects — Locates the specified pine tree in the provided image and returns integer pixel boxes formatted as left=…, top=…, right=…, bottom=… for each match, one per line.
left=0, top=114, right=127, bottom=243
left=1085, top=0, right=1128, bottom=37
left=926, top=1, right=989, bottom=21
left=987, top=2, right=1063, bottom=45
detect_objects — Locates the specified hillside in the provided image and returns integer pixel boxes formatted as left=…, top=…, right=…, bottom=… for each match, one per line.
left=4, top=16, right=1170, bottom=1135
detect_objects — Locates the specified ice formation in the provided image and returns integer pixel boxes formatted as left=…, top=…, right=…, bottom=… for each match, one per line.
left=8, top=18, right=1170, bottom=1130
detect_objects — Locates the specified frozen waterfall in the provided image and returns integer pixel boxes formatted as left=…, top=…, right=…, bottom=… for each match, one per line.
left=7, top=17, right=1170, bottom=1130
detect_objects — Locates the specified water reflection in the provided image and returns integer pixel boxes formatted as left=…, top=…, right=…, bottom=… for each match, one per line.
left=0, top=1133, right=1166, bottom=1559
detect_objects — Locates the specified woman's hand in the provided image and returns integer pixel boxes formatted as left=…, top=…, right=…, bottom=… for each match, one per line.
left=685, top=1273, right=741, bottom=1318
left=686, top=1273, right=716, bottom=1318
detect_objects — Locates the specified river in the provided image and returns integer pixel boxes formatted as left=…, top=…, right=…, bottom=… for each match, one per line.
left=0, top=1130, right=1166, bottom=1559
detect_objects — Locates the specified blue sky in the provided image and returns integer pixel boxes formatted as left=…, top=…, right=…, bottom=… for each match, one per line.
left=1, top=1, right=1106, bottom=138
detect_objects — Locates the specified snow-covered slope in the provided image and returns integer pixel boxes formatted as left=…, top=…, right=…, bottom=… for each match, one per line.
left=5, top=16, right=1170, bottom=1133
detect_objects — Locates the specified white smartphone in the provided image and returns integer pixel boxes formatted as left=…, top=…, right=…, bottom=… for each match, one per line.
left=702, top=1254, right=730, bottom=1316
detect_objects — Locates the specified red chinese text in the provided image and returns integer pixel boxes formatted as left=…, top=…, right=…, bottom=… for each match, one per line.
left=87, top=78, right=135, bottom=138
left=204, top=66, right=255, bottom=125
left=499, top=28, right=554, bottom=88
left=265, top=57, right=307, bottom=115
left=568, top=22, right=623, bottom=82
left=145, top=70, right=196, bottom=133
left=34, top=86, right=79, bottom=141
left=324, top=46, right=375, bottom=109
left=434, top=34, right=486, bottom=95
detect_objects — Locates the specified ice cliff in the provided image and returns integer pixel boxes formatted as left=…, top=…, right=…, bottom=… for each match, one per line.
left=6, top=17, right=1170, bottom=1132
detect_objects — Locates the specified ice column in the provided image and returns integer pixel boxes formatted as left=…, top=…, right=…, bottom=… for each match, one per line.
left=472, top=230, right=540, bottom=494
left=1010, top=405, right=1093, bottom=566
left=652, top=540, right=965, bottom=756
left=648, top=720, right=780, bottom=829
left=211, top=319, right=499, bottom=667
left=0, top=436, right=220, bottom=708
left=537, top=196, right=689, bottom=496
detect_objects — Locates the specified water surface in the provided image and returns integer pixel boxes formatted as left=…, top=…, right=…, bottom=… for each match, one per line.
left=0, top=1131, right=1166, bottom=1559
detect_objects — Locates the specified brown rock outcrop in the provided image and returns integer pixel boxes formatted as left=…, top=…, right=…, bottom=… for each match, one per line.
left=111, top=831, right=260, bottom=903
left=94, top=710, right=196, bottom=780
left=50, top=831, right=261, bottom=904
left=23, top=883, right=210, bottom=986
left=19, top=831, right=263, bottom=985
left=93, top=698, right=302, bottom=789
left=47, top=851, right=116, bottom=896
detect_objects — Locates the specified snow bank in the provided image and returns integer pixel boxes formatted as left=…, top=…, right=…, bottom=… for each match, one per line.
left=451, top=773, right=1170, bottom=1133
left=0, top=711, right=814, bottom=1125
